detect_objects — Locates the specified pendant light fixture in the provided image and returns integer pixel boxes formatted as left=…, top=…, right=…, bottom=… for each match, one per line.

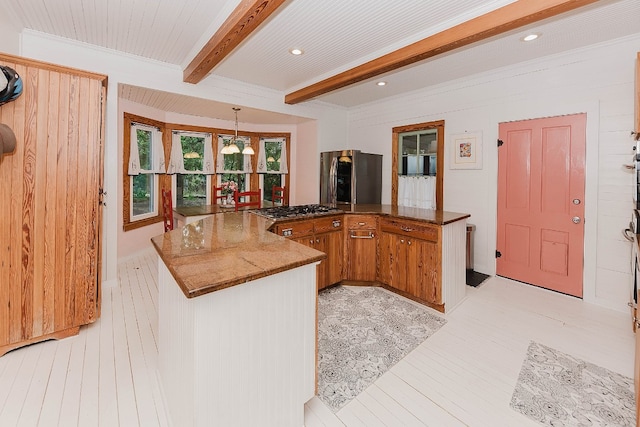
left=237, top=108, right=254, bottom=155
left=221, top=108, right=241, bottom=154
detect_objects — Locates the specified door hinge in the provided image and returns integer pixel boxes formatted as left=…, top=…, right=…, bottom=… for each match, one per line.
left=497, top=139, right=504, bottom=147
left=495, top=250, right=502, bottom=258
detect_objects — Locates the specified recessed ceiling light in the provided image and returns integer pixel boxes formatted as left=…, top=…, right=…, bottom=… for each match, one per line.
left=521, top=33, right=540, bottom=42
left=376, top=81, right=387, bottom=86
left=289, top=48, right=304, bottom=55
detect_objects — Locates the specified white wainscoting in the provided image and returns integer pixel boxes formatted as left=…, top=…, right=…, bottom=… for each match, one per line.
left=157, top=259, right=317, bottom=427
left=442, top=219, right=467, bottom=312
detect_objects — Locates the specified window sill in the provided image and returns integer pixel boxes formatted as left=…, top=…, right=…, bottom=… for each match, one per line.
left=123, top=215, right=163, bottom=232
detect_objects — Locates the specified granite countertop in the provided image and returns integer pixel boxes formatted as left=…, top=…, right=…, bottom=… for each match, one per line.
left=335, top=204, right=470, bottom=225
left=151, top=212, right=326, bottom=298
left=153, top=204, right=470, bottom=299
left=174, top=204, right=252, bottom=217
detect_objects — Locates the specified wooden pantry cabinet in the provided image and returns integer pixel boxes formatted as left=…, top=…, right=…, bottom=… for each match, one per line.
left=272, top=216, right=344, bottom=290
left=378, top=217, right=442, bottom=310
left=0, top=53, right=107, bottom=356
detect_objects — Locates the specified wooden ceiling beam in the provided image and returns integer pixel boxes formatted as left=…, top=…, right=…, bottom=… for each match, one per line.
left=183, top=0, right=288, bottom=84
left=284, top=0, right=599, bottom=104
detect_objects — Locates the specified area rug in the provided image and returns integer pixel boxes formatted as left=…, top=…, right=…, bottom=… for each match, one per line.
left=510, top=341, right=635, bottom=426
left=317, top=286, right=447, bottom=412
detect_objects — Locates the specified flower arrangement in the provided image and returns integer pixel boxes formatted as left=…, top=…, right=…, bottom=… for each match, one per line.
left=220, top=180, right=238, bottom=196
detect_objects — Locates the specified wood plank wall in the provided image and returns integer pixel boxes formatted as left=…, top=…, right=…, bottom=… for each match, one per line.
left=0, top=53, right=107, bottom=354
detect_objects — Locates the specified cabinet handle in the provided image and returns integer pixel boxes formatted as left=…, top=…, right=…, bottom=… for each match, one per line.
left=350, top=232, right=374, bottom=239
left=316, top=239, right=320, bottom=243
left=400, top=239, right=405, bottom=244
left=358, top=222, right=366, bottom=226
left=309, top=239, right=314, bottom=245
left=408, top=240, right=412, bottom=246
left=400, top=226, right=414, bottom=232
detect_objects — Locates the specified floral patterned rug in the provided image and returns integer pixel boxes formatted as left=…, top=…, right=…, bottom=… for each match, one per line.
left=317, top=286, right=447, bottom=412
left=510, top=341, right=635, bottom=426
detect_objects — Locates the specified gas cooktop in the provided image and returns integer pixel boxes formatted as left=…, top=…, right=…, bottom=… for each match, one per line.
left=254, top=204, right=343, bottom=219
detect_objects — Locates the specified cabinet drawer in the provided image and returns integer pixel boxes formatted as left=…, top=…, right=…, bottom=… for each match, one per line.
left=345, top=215, right=377, bottom=229
left=274, top=220, right=315, bottom=238
left=380, top=218, right=438, bottom=242
left=314, top=215, right=344, bottom=234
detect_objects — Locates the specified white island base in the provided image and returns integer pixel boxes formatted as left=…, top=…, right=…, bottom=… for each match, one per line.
left=157, top=259, right=317, bottom=427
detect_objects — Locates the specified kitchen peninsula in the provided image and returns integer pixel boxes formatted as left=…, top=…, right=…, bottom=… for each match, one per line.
left=151, top=213, right=325, bottom=427
left=151, top=204, right=469, bottom=427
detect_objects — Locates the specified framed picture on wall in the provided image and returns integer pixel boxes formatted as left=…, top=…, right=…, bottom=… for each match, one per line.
left=450, top=131, right=482, bottom=170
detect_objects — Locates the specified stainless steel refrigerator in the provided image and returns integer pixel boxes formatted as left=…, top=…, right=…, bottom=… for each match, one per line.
left=320, top=150, right=382, bottom=204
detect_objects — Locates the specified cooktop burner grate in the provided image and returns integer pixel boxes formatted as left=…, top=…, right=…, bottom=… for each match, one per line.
left=255, top=204, right=342, bottom=219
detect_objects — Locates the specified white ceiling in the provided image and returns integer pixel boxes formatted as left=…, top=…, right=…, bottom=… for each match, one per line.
left=4, top=0, right=640, bottom=122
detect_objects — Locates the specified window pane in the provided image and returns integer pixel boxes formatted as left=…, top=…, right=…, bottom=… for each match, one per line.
left=264, top=174, right=282, bottom=202
left=132, top=174, right=154, bottom=216
left=137, top=129, right=152, bottom=170
left=264, top=141, right=282, bottom=171
left=223, top=138, right=245, bottom=171
left=181, top=135, right=204, bottom=171
left=176, top=174, right=207, bottom=207
left=221, top=173, right=246, bottom=191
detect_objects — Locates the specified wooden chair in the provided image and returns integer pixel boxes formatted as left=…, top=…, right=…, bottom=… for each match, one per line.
left=214, top=186, right=226, bottom=205
left=161, top=189, right=174, bottom=232
left=272, top=186, right=286, bottom=206
left=234, top=189, right=261, bottom=211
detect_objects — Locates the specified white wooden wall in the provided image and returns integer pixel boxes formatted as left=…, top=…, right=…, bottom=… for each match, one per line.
left=346, top=33, right=640, bottom=312
left=158, top=260, right=317, bottom=427
left=442, top=219, right=467, bottom=312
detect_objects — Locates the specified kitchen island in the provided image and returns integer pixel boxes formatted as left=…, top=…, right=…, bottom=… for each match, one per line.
left=151, top=212, right=325, bottom=427
left=152, top=204, right=469, bottom=426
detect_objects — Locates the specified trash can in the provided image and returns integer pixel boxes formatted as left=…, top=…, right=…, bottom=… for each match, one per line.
left=466, top=224, right=475, bottom=271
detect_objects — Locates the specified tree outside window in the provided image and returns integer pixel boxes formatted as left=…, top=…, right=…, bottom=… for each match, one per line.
left=262, top=140, right=283, bottom=202
left=132, top=128, right=156, bottom=217
left=220, top=138, right=247, bottom=191
left=176, top=135, right=208, bottom=207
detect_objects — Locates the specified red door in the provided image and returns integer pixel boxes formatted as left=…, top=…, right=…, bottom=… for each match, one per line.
left=496, top=114, right=586, bottom=297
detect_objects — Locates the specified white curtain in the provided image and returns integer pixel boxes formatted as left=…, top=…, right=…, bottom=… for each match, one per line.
left=398, top=176, right=436, bottom=209
left=167, top=131, right=214, bottom=175
left=128, top=124, right=164, bottom=175
left=257, top=137, right=287, bottom=174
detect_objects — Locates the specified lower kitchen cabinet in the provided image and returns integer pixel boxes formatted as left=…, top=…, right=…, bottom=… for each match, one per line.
left=274, top=216, right=343, bottom=291
left=345, top=215, right=378, bottom=281
left=379, top=218, right=442, bottom=308
left=272, top=211, right=465, bottom=312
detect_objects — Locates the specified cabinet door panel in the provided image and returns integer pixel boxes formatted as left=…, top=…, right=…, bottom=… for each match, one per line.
left=417, top=240, right=440, bottom=304
left=393, top=235, right=409, bottom=292
left=404, top=240, right=419, bottom=297
left=326, top=231, right=343, bottom=286
left=377, top=232, right=393, bottom=285
left=346, top=229, right=377, bottom=281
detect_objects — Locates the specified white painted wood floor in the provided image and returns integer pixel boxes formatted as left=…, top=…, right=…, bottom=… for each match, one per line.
left=0, top=248, right=634, bottom=426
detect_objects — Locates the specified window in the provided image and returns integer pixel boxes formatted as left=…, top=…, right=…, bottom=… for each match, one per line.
left=217, top=135, right=251, bottom=191
left=169, top=131, right=213, bottom=207
left=128, top=123, right=164, bottom=221
left=257, top=137, right=288, bottom=204
left=398, top=129, right=438, bottom=176
left=392, top=120, right=444, bottom=210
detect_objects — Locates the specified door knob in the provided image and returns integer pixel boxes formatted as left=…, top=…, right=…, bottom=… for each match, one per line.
left=572, top=216, right=581, bottom=224
left=572, top=198, right=581, bottom=205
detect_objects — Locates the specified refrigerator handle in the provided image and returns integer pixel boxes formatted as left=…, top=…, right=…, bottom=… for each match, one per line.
left=329, top=156, right=338, bottom=204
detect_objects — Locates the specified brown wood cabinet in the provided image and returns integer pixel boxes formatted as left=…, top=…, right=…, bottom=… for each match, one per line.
left=273, top=216, right=343, bottom=290
left=345, top=215, right=377, bottom=281
left=378, top=217, right=442, bottom=309
left=0, top=53, right=107, bottom=356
